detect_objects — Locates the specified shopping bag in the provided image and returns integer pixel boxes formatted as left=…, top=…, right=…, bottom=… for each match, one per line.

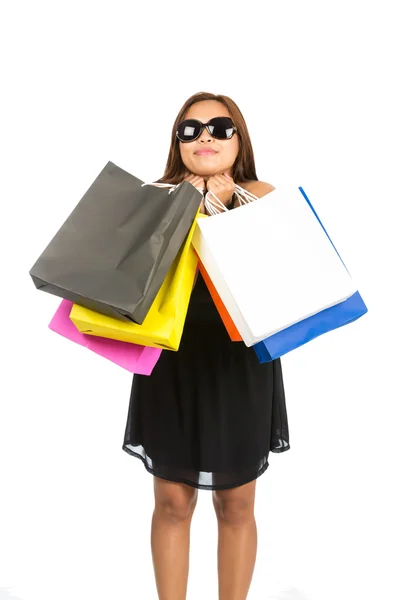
left=253, top=291, right=366, bottom=362
left=192, top=185, right=367, bottom=359
left=197, top=184, right=258, bottom=341
left=29, top=161, right=202, bottom=323
left=195, top=251, right=242, bottom=341
left=49, top=299, right=161, bottom=374
left=69, top=210, right=200, bottom=351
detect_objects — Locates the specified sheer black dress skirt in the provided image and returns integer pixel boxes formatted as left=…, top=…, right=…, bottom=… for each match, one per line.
left=122, top=267, right=291, bottom=491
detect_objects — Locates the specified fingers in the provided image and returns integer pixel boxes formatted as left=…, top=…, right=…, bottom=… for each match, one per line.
left=206, top=173, right=236, bottom=208
left=209, top=171, right=233, bottom=182
left=207, top=174, right=235, bottom=193
left=213, top=174, right=229, bottom=186
left=183, top=173, right=206, bottom=192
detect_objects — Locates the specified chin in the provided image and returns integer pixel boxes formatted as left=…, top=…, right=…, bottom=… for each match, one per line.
left=196, top=166, right=224, bottom=176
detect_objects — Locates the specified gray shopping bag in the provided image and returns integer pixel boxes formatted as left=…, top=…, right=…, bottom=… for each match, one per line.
left=29, top=161, right=202, bottom=323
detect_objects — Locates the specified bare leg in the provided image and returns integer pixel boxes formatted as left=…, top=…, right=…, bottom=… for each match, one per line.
left=212, top=480, right=258, bottom=600
left=151, top=476, right=198, bottom=600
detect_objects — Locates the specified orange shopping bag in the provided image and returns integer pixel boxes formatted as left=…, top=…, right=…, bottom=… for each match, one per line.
left=195, top=252, right=242, bottom=342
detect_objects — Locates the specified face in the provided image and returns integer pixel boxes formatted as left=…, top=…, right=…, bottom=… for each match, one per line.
left=178, top=100, right=240, bottom=179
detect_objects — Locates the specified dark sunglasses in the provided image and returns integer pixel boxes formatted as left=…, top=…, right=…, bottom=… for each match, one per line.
left=176, top=116, right=237, bottom=142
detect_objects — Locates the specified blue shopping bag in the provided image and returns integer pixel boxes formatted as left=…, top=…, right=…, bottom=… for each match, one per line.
left=253, top=187, right=368, bottom=363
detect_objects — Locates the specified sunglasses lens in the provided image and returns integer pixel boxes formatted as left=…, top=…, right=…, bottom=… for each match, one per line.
left=177, top=119, right=202, bottom=141
left=207, top=117, right=235, bottom=139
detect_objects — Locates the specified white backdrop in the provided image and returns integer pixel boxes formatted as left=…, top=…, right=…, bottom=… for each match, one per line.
left=1, top=1, right=399, bottom=599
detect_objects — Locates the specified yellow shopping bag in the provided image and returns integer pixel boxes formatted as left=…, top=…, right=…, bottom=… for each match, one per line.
left=70, top=212, right=203, bottom=351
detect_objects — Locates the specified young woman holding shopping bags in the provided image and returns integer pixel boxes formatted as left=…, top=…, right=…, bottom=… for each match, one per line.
left=122, top=91, right=290, bottom=600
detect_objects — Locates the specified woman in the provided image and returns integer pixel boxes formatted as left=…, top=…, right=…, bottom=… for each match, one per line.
left=122, top=92, right=290, bottom=600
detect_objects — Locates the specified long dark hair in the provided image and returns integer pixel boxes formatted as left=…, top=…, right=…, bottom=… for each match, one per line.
left=156, top=92, right=259, bottom=185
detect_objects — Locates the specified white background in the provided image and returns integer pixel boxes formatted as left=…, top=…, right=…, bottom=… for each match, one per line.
left=1, top=1, right=399, bottom=599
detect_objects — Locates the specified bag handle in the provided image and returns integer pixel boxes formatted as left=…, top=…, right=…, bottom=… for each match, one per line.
left=141, top=182, right=180, bottom=194
left=141, top=181, right=204, bottom=195
left=204, top=184, right=259, bottom=214
left=141, top=180, right=257, bottom=209
left=204, top=190, right=227, bottom=215
left=233, top=184, right=259, bottom=205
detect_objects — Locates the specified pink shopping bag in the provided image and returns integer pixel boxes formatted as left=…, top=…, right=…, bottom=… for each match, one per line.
left=49, top=299, right=161, bottom=374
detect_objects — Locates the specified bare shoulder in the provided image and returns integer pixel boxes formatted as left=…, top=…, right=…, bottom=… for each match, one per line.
left=238, top=180, right=275, bottom=198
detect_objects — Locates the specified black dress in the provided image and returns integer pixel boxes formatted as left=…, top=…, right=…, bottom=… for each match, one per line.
left=122, top=201, right=291, bottom=491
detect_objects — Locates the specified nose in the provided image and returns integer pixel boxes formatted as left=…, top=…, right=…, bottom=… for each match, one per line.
left=198, top=127, right=213, bottom=143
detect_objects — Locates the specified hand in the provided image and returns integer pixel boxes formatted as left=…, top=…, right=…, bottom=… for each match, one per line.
left=182, top=172, right=207, bottom=213
left=206, top=171, right=236, bottom=207
left=182, top=172, right=206, bottom=194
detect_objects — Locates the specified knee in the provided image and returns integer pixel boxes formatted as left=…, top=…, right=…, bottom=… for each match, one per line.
left=213, top=491, right=255, bottom=525
left=156, top=494, right=197, bottom=523
left=154, top=480, right=198, bottom=523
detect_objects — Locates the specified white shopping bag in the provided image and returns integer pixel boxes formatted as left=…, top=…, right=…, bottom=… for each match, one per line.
left=192, top=185, right=362, bottom=348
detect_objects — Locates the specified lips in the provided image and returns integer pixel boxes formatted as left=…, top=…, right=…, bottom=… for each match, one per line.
left=195, top=150, right=217, bottom=156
